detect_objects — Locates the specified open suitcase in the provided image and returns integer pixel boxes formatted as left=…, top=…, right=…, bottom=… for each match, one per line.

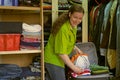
left=68, top=42, right=110, bottom=80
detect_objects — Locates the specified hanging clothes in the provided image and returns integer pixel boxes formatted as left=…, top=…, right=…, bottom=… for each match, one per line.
left=100, top=0, right=113, bottom=56
left=89, top=4, right=102, bottom=42
left=93, top=4, right=107, bottom=51
left=116, top=0, right=120, bottom=77
left=107, top=0, right=118, bottom=69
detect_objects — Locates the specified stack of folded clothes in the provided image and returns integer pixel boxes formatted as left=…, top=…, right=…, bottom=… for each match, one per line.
left=20, top=23, right=41, bottom=50
left=89, top=64, right=109, bottom=75
left=20, top=56, right=41, bottom=80
left=20, top=67, right=40, bottom=80
left=71, top=68, right=91, bottom=78
left=70, top=64, right=109, bottom=78
left=29, top=55, right=41, bottom=73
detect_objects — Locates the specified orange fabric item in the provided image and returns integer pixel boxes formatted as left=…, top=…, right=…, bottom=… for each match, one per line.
left=93, top=4, right=102, bottom=28
left=43, top=6, right=52, bottom=10
left=71, top=53, right=88, bottom=63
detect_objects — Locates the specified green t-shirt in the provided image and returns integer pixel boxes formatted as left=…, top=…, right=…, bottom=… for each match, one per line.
left=44, top=20, right=77, bottom=68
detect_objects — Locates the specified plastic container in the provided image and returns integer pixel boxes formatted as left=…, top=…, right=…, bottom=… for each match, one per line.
left=0, top=34, right=21, bottom=51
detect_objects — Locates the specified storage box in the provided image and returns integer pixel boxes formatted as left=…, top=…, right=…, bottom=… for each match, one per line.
left=0, top=34, right=21, bottom=51
left=0, top=0, right=18, bottom=6
left=0, top=22, right=22, bottom=34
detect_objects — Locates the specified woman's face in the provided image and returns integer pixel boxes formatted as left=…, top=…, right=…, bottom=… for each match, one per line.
left=69, top=12, right=84, bottom=27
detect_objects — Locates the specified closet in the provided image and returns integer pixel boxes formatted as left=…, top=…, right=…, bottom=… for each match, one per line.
left=0, top=0, right=44, bottom=80
left=88, top=0, right=120, bottom=77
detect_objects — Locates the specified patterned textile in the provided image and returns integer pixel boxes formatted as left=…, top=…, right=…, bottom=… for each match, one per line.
left=71, top=53, right=90, bottom=69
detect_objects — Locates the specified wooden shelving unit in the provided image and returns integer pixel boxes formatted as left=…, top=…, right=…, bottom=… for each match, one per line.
left=0, top=50, right=41, bottom=55
left=0, top=0, right=44, bottom=80
left=0, top=6, right=40, bottom=10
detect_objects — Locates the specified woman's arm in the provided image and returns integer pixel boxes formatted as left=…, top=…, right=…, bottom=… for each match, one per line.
left=74, top=45, right=84, bottom=54
left=59, top=54, right=83, bottom=73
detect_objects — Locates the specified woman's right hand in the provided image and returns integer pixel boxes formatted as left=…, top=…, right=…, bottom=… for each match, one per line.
left=73, top=66, right=84, bottom=73
left=59, top=54, right=84, bottom=74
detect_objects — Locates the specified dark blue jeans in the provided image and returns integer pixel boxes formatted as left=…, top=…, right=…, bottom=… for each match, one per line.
left=45, top=63, right=66, bottom=80
left=0, top=64, right=22, bottom=79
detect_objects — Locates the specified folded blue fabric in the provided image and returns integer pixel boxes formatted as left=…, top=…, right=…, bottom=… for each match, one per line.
left=0, top=64, right=22, bottom=79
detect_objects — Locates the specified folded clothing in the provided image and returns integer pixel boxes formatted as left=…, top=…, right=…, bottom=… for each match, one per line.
left=22, top=23, right=41, bottom=32
left=0, top=22, right=22, bottom=34
left=0, top=64, right=22, bottom=79
left=71, top=53, right=90, bottom=69
left=71, top=68, right=91, bottom=78
left=90, top=64, right=109, bottom=75
left=20, top=67, right=40, bottom=78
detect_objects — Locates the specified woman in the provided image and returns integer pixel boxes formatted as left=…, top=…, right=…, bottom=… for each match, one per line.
left=45, top=4, right=84, bottom=80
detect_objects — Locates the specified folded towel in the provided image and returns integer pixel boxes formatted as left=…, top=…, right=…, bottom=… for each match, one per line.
left=22, top=23, right=41, bottom=32
left=90, top=64, right=109, bottom=75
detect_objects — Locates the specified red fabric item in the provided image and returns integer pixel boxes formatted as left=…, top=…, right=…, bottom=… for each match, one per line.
left=0, top=34, right=21, bottom=51
left=71, top=69, right=91, bottom=78
left=0, top=35, right=5, bottom=51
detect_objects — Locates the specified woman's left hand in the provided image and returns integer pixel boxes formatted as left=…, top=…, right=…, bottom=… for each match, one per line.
left=74, top=46, right=84, bottom=54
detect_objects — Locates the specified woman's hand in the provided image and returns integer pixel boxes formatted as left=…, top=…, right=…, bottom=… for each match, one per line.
left=74, top=46, right=84, bottom=54
left=59, top=54, right=84, bottom=73
left=73, top=66, right=84, bottom=73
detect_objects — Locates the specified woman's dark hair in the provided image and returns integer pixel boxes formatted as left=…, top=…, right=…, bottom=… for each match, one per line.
left=51, top=4, right=84, bottom=35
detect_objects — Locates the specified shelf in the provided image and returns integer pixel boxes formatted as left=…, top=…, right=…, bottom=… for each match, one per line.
left=0, top=6, right=40, bottom=11
left=43, top=10, right=68, bottom=12
left=0, top=50, right=41, bottom=55
left=0, top=1, right=44, bottom=80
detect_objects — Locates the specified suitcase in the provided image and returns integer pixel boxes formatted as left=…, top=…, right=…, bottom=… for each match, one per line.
left=68, top=42, right=110, bottom=80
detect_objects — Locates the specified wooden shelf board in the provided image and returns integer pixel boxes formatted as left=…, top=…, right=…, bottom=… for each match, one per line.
left=43, top=10, right=68, bottom=12
left=0, top=6, right=40, bottom=11
left=0, top=50, right=41, bottom=55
